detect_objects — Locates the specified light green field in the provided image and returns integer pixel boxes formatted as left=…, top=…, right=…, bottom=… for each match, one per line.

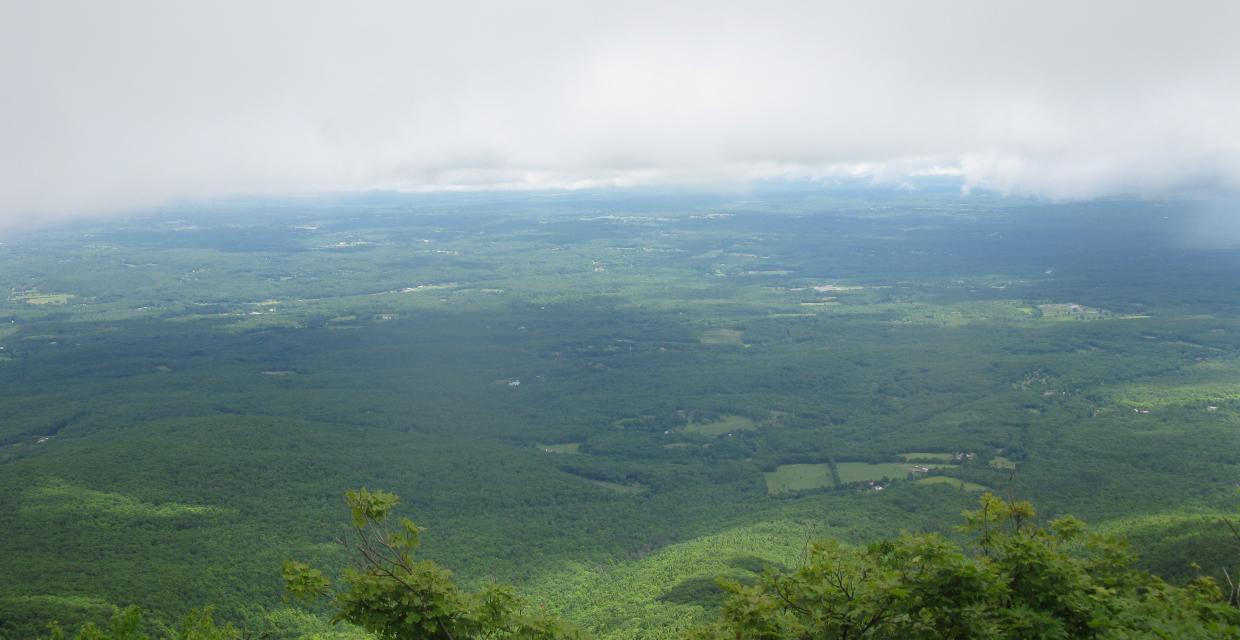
left=25, top=479, right=235, bottom=519
left=1037, top=302, right=1108, bottom=320
left=537, top=442, right=582, bottom=454
left=990, top=456, right=1017, bottom=470
left=1092, top=510, right=1229, bottom=538
left=835, top=462, right=941, bottom=483
left=811, top=299, right=1038, bottom=327
left=682, top=414, right=756, bottom=436
left=900, top=452, right=956, bottom=462
left=915, top=476, right=988, bottom=492
left=764, top=463, right=832, bottom=494
left=765, top=461, right=948, bottom=494
left=13, top=292, right=73, bottom=305
left=698, top=328, right=744, bottom=345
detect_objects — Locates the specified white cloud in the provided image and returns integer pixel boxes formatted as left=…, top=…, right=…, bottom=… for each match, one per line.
left=1, top=0, right=1238, bottom=227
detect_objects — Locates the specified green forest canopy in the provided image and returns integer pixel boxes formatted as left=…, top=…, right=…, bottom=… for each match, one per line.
left=4, top=191, right=1240, bottom=638
left=47, top=489, right=1240, bottom=640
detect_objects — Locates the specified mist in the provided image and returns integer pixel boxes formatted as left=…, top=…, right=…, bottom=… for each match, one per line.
left=2, top=0, right=1238, bottom=229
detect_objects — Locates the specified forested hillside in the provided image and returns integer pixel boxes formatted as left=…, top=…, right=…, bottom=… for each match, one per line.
left=45, top=489, right=1240, bottom=639
left=3, top=187, right=1240, bottom=638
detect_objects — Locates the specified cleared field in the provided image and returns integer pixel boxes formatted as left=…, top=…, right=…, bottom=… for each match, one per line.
left=699, top=328, right=744, bottom=345
left=900, top=452, right=956, bottom=462
left=537, top=442, right=582, bottom=454
left=29, top=479, right=236, bottom=518
left=13, top=292, right=73, bottom=305
left=683, top=414, right=757, bottom=436
left=1037, top=302, right=1108, bottom=319
left=764, top=463, right=832, bottom=494
left=835, top=462, right=942, bottom=483
left=766, top=461, right=948, bottom=494
left=916, top=476, right=988, bottom=492
left=990, top=456, right=1017, bottom=470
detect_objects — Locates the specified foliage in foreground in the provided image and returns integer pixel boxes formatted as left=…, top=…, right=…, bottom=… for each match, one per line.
left=693, top=493, right=1240, bottom=639
left=43, top=490, right=1240, bottom=639
left=282, top=488, right=583, bottom=640
left=43, top=606, right=237, bottom=640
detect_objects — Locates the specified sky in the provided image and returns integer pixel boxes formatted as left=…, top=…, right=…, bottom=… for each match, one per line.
left=2, top=0, right=1239, bottom=228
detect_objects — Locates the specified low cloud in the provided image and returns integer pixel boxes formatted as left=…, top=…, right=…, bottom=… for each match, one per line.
left=2, top=0, right=1238, bottom=228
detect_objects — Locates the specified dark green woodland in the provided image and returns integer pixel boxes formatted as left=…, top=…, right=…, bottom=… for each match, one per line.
left=3, top=185, right=1240, bottom=638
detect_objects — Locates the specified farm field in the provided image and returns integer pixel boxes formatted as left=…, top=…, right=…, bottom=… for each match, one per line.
left=764, top=463, right=832, bottom=494
left=990, top=456, right=1017, bottom=470
left=834, top=462, right=943, bottom=484
left=915, top=476, right=989, bottom=492
left=765, top=461, right=950, bottom=494
left=10, top=291, right=73, bottom=305
left=900, top=452, right=957, bottom=462
left=698, top=329, right=744, bottom=345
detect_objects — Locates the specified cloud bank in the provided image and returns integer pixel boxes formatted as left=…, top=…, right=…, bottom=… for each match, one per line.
left=2, top=0, right=1239, bottom=226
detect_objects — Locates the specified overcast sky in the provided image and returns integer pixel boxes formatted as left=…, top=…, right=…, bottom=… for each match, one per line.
left=2, top=0, right=1238, bottom=227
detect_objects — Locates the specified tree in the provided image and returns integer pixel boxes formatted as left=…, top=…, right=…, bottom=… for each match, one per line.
left=691, top=493, right=1240, bottom=639
left=43, top=606, right=239, bottom=640
left=283, top=488, right=582, bottom=640
left=42, top=490, right=1240, bottom=640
